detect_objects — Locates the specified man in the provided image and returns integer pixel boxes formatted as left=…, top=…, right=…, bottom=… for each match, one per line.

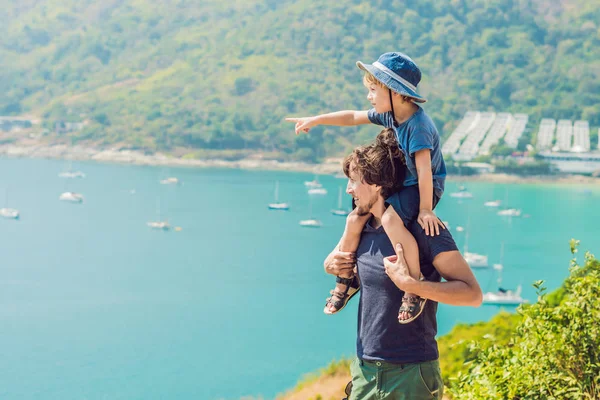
left=324, top=131, right=482, bottom=399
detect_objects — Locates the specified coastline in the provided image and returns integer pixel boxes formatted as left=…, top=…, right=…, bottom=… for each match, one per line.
left=2, top=142, right=600, bottom=185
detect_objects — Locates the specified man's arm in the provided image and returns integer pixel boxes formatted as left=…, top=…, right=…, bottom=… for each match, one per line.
left=285, top=110, right=370, bottom=135
left=384, top=246, right=483, bottom=307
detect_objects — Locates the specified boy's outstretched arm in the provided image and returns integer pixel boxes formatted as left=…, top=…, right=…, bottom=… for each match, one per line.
left=415, top=149, right=444, bottom=236
left=285, top=110, right=370, bottom=135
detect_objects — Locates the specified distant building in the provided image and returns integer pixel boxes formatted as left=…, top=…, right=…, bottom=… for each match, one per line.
left=463, top=162, right=495, bottom=173
left=538, top=151, right=600, bottom=175
left=0, top=116, right=33, bottom=131
left=442, top=111, right=529, bottom=161
left=55, top=121, right=86, bottom=134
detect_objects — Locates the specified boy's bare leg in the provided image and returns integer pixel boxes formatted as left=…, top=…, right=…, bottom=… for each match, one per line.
left=380, top=205, right=423, bottom=322
left=324, top=210, right=370, bottom=314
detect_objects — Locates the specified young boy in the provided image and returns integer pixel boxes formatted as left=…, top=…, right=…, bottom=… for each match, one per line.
left=286, top=52, right=447, bottom=323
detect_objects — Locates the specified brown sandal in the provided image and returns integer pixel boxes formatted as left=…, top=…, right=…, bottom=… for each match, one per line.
left=398, top=295, right=427, bottom=324
left=324, top=276, right=360, bottom=314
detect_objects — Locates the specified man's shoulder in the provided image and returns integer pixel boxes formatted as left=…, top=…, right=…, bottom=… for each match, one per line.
left=407, top=220, right=458, bottom=262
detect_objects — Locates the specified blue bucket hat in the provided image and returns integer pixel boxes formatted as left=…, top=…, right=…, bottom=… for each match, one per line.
left=357, top=52, right=426, bottom=103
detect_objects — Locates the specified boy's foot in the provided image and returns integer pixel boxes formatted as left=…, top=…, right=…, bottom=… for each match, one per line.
left=324, top=276, right=360, bottom=314
left=398, top=295, right=427, bottom=324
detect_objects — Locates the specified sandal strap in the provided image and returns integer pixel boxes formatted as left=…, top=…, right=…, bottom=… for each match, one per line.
left=329, top=289, right=348, bottom=300
left=336, top=276, right=355, bottom=285
left=399, top=303, right=417, bottom=313
left=402, top=295, right=420, bottom=304
left=326, top=292, right=346, bottom=309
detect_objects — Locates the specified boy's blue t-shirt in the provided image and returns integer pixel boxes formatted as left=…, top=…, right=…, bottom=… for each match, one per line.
left=368, top=107, right=446, bottom=198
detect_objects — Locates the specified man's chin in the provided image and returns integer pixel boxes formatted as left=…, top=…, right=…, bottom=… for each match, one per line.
left=356, top=206, right=371, bottom=216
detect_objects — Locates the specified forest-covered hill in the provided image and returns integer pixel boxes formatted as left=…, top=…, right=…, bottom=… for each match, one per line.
left=1, top=0, right=599, bottom=161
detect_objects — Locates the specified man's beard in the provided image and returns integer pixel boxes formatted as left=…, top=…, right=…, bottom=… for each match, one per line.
left=355, top=193, right=377, bottom=216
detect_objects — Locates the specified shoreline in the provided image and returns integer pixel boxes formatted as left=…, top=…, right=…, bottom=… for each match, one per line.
left=2, top=142, right=600, bottom=185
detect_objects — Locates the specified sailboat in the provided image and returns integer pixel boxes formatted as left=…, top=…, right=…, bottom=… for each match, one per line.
left=268, top=181, right=290, bottom=210
left=299, top=196, right=322, bottom=227
left=58, top=160, right=85, bottom=178
left=59, top=191, right=84, bottom=203
left=497, top=208, right=521, bottom=217
left=147, top=198, right=170, bottom=230
left=331, top=186, right=350, bottom=216
left=484, top=200, right=501, bottom=207
left=483, top=243, right=527, bottom=305
left=463, top=220, right=488, bottom=268
left=497, top=188, right=521, bottom=217
left=0, top=189, right=20, bottom=219
left=59, top=175, right=84, bottom=203
left=0, top=208, right=19, bottom=219
left=304, top=175, right=322, bottom=188
left=160, top=177, right=180, bottom=185
left=449, top=185, right=473, bottom=198
left=308, top=187, right=327, bottom=195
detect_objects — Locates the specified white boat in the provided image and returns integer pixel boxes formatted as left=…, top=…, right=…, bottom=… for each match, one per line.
left=497, top=208, right=522, bottom=217
left=58, top=161, right=85, bottom=179
left=0, top=207, right=19, bottom=219
left=1, top=190, right=20, bottom=219
left=450, top=187, right=473, bottom=198
left=483, top=248, right=527, bottom=305
left=268, top=181, right=290, bottom=210
left=482, top=286, right=527, bottom=305
left=465, top=252, right=489, bottom=268
left=160, top=177, right=179, bottom=185
left=58, top=171, right=86, bottom=179
left=496, top=189, right=521, bottom=217
left=304, top=177, right=322, bottom=188
left=299, top=219, right=323, bottom=227
left=147, top=199, right=170, bottom=230
left=59, top=192, right=84, bottom=203
left=308, top=187, right=328, bottom=195
left=463, top=224, right=488, bottom=268
left=331, top=187, right=350, bottom=216
left=300, top=197, right=322, bottom=227
left=455, top=226, right=464, bottom=232
left=484, top=200, right=501, bottom=207
left=147, top=221, right=170, bottom=230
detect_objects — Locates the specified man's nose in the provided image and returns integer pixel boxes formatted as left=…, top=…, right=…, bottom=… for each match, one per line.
left=346, top=181, right=353, bottom=194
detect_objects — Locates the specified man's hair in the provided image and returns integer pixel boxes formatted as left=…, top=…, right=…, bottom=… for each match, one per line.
left=342, top=128, right=406, bottom=199
left=363, top=72, right=414, bottom=104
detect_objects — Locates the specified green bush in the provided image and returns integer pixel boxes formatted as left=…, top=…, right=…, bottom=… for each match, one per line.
left=449, top=242, right=600, bottom=399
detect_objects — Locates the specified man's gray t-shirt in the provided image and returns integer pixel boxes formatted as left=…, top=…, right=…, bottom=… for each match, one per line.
left=368, top=106, right=446, bottom=198
left=355, top=219, right=458, bottom=364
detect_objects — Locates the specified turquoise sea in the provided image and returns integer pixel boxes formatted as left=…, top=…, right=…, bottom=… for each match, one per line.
left=1, top=157, right=598, bottom=399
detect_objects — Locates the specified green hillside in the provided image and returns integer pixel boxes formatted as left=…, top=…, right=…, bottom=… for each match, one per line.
left=1, top=0, right=599, bottom=161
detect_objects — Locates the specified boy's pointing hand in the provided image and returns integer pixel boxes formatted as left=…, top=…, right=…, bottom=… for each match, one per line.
left=285, top=116, right=317, bottom=135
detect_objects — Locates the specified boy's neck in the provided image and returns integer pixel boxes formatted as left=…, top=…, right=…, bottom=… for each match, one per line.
left=392, top=102, right=419, bottom=125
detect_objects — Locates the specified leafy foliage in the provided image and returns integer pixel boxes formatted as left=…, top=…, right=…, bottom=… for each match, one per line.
left=1, top=1, right=599, bottom=161
left=449, top=244, right=600, bottom=399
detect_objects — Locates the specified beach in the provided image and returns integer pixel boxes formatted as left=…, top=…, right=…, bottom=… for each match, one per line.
left=2, top=140, right=600, bottom=185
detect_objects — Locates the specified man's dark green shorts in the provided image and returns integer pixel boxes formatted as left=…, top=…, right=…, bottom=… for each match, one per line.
left=349, top=358, right=443, bottom=399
